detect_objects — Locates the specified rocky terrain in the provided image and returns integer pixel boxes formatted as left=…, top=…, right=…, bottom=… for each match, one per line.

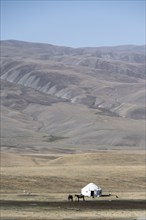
left=0, top=40, right=145, bottom=152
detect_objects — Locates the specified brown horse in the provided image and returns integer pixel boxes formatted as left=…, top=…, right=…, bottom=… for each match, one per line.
left=68, top=194, right=73, bottom=201
left=75, top=194, right=85, bottom=202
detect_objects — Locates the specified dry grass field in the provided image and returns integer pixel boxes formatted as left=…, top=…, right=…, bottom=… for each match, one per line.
left=1, top=150, right=145, bottom=220
left=0, top=41, right=145, bottom=219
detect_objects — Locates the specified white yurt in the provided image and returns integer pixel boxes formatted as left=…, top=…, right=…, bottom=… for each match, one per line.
left=81, top=183, right=102, bottom=197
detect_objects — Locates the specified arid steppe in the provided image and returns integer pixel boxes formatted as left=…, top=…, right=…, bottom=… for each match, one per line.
left=1, top=150, right=145, bottom=220
left=0, top=41, right=146, bottom=219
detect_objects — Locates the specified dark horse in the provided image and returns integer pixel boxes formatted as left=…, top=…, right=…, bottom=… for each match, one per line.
left=68, top=194, right=73, bottom=202
left=75, top=194, right=85, bottom=202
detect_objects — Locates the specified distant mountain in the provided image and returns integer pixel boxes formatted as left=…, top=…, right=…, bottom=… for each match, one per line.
left=0, top=40, right=145, bottom=152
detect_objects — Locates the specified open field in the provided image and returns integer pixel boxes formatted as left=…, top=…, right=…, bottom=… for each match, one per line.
left=1, top=150, right=145, bottom=219
left=1, top=199, right=146, bottom=220
left=0, top=40, right=145, bottom=219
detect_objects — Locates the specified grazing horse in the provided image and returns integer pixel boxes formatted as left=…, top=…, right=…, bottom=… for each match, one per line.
left=68, top=194, right=73, bottom=202
left=75, top=194, right=85, bottom=202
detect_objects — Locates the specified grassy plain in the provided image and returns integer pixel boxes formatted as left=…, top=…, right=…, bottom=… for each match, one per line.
left=0, top=150, right=146, bottom=220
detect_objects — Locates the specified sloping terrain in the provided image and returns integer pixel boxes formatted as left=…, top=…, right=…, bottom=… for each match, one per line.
left=0, top=40, right=145, bottom=152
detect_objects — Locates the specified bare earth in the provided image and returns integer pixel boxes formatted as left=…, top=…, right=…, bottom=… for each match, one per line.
left=1, top=150, right=145, bottom=220
left=0, top=41, right=145, bottom=219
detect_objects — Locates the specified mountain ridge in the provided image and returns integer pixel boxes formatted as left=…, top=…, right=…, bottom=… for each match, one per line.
left=0, top=40, right=145, bottom=152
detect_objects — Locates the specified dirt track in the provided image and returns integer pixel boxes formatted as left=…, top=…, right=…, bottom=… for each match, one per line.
left=1, top=199, right=146, bottom=210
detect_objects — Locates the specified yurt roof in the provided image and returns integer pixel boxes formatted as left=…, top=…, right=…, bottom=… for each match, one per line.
left=82, top=183, right=101, bottom=190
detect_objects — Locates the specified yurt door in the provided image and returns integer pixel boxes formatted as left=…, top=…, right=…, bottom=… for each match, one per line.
left=91, top=191, right=94, bottom=198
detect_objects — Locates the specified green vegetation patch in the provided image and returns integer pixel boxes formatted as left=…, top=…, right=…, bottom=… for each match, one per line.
left=43, top=135, right=67, bottom=142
